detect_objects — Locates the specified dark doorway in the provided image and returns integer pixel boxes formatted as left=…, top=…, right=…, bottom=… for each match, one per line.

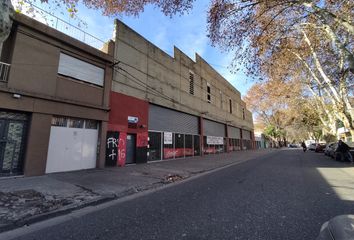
left=0, top=112, right=28, bottom=176
left=126, top=134, right=136, bottom=164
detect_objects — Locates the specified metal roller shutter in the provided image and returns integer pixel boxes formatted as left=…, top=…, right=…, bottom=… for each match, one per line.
left=203, top=119, right=225, bottom=137
left=242, top=129, right=251, bottom=140
left=148, top=104, right=199, bottom=135
left=228, top=126, right=240, bottom=139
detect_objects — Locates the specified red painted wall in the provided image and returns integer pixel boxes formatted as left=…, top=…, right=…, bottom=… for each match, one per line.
left=108, top=91, right=149, bottom=134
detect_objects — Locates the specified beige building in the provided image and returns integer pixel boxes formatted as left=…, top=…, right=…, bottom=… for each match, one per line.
left=0, top=14, right=113, bottom=176
left=108, top=20, right=254, bottom=165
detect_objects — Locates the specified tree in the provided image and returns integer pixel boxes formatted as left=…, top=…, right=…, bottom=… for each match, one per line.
left=207, top=0, right=354, bottom=137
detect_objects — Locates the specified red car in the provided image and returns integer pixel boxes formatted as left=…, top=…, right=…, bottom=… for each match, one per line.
left=315, top=143, right=326, bottom=152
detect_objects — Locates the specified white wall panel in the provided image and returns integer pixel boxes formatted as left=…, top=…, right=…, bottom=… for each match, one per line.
left=46, top=126, right=98, bottom=173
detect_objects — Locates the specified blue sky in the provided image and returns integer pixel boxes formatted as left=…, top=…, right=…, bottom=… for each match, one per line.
left=14, top=0, right=254, bottom=96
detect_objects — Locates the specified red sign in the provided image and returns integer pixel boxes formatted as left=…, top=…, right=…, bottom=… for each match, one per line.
left=117, top=132, right=127, bottom=167
left=163, top=148, right=194, bottom=158
left=204, top=147, right=216, bottom=154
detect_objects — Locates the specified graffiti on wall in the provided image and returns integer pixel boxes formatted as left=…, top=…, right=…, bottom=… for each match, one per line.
left=106, top=131, right=119, bottom=166
left=118, top=132, right=127, bottom=167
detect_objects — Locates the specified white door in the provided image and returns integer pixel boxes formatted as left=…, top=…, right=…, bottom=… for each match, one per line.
left=45, top=122, right=98, bottom=173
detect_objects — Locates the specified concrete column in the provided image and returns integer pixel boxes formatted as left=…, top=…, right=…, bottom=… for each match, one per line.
left=199, top=116, right=204, bottom=156
left=97, top=121, right=108, bottom=168
left=23, top=113, right=52, bottom=176
left=225, top=124, right=230, bottom=153
left=240, top=129, right=243, bottom=151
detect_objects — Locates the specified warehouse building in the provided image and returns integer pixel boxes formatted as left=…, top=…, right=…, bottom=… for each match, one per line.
left=106, top=20, right=254, bottom=166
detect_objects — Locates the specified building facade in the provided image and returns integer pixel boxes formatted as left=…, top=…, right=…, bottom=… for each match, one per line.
left=107, top=20, right=254, bottom=166
left=0, top=14, right=113, bottom=176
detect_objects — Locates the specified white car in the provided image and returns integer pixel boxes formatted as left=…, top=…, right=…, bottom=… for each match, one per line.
left=308, top=143, right=317, bottom=151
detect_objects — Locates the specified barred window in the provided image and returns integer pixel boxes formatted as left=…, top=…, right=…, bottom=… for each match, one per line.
left=68, top=118, right=84, bottom=128
left=207, top=83, right=211, bottom=103
left=189, top=71, right=194, bottom=95
left=52, top=117, right=67, bottom=127
left=85, top=120, right=98, bottom=129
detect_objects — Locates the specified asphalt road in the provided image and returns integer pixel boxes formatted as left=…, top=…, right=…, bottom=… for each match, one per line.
left=5, top=149, right=354, bottom=240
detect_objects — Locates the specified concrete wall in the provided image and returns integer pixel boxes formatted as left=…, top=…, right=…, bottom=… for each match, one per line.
left=113, top=20, right=253, bottom=132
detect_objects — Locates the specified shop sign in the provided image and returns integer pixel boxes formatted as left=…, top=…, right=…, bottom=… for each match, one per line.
left=128, top=116, right=139, bottom=123
left=164, top=132, right=173, bottom=144
left=206, top=136, right=224, bottom=145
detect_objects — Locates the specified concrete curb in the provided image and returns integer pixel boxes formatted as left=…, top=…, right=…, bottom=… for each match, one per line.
left=0, top=195, right=116, bottom=233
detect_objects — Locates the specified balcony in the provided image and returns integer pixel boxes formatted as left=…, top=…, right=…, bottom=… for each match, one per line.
left=0, top=62, right=10, bottom=83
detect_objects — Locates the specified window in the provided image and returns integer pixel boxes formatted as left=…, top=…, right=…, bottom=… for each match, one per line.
left=242, top=108, right=245, bottom=120
left=220, top=91, right=223, bottom=108
left=174, top=134, right=185, bottom=158
left=58, top=53, right=104, bottom=86
left=229, top=99, right=232, bottom=114
left=68, top=118, right=84, bottom=128
left=185, top=135, right=193, bottom=157
left=148, top=132, right=162, bottom=161
left=189, top=71, right=194, bottom=95
left=52, top=117, right=67, bottom=127
left=194, top=135, right=200, bottom=156
left=85, top=120, right=98, bottom=129
left=207, top=83, right=211, bottom=103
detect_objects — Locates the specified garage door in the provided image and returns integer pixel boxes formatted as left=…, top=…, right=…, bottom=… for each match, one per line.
left=45, top=117, right=98, bottom=173
left=228, top=126, right=240, bottom=139
left=149, top=104, right=199, bottom=134
left=203, top=119, right=225, bottom=137
left=242, top=129, right=251, bottom=140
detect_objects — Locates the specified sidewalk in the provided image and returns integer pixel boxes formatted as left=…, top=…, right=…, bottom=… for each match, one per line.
left=0, top=148, right=278, bottom=232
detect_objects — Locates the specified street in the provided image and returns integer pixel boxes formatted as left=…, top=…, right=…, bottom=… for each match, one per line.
left=3, top=149, right=354, bottom=240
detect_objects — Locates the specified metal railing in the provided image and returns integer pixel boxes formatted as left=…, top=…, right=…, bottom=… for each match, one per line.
left=0, top=62, right=10, bottom=83
left=24, top=4, right=106, bottom=50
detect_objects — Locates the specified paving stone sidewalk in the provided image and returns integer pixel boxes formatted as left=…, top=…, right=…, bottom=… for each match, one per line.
left=0, top=148, right=278, bottom=232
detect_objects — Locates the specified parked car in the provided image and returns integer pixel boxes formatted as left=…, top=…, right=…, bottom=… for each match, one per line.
left=315, top=143, right=326, bottom=153
left=308, top=143, right=317, bottom=151
left=334, top=141, right=354, bottom=162
left=317, top=215, right=354, bottom=240
left=324, top=143, right=335, bottom=156
left=328, top=143, right=338, bottom=159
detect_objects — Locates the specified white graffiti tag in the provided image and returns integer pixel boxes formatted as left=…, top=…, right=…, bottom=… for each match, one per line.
left=109, top=149, right=117, bottom=160
left=107, top=137, right=118, bottom=148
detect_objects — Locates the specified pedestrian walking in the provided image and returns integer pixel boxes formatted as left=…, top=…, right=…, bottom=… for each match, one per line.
left=301, top=141, right=307, bottom=152
left=336, top=140, right=353, bottom=163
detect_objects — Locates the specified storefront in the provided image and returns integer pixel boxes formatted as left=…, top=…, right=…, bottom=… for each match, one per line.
left=242, top=129, right=252, bottom=150
left=107, top=92, right=149, bottom=166
left=203, top=119, right=226, bottom=154
left=228, top=126, right=241, bottom=151
left=148, top=104, right=200, bottom=161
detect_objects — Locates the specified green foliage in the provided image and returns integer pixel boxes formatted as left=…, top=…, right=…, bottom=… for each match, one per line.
left=323, top=133, right=337, bottom=143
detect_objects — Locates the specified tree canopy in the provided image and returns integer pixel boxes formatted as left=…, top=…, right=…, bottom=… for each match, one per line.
left=14, top=0, right=354, bottom=139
